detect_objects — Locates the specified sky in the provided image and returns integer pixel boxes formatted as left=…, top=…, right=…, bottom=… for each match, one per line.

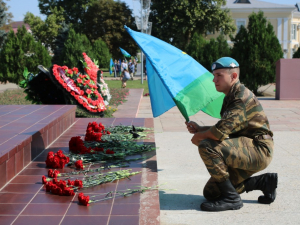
left=5, top=0, right=299, bottom=22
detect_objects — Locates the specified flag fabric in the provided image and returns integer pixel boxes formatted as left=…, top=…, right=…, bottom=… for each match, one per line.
left=124, top=25, right=225, bottom=121
left=109, top=58, right=114, bottom=75
left=119, top=47, right=131, bottom=57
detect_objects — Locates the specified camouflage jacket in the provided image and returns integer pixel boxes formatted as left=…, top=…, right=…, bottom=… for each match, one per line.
left=210, top=80, right=273, bottom=141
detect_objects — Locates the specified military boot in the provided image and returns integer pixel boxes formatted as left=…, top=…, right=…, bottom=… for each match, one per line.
left=244, top=173, right=277, bottom=204
left=200, top=179, right=243, bottom=211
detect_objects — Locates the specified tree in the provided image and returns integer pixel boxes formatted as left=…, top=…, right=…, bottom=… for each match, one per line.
left=149, top=0, right=236, bottom=51
left=0, top=26, right=52, bottom=83
left=187, top=32, right=231, bottom=71
left=52, top=22, right=70, bottom=65
left=0, top=0, right=7, bottom=49
left=83, top=0, right=138, bottom=59
left=231, top=11, right=283, bottom=95
left=293, top=47, right=300, bottom=58
left=0, top=0, right=13, bottom=48
left=38, top=0, right=97, bottom=31
left=24, top=7, right=65, bottom=51
left=93, top=38, right=111, bottom=68
left=0, top=0, right=12, bottom=30
left=55, top=28, right=95, bottom=68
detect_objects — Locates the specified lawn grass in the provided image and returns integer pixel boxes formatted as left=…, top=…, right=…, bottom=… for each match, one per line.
left=0, top=88, right=129, bottom=118
left=105, top=79, right=149, bottom=95
left=0, top=89, right=32, bottom=105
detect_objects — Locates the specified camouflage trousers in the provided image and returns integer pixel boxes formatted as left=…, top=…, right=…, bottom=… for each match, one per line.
left=198, top=136, right=273, bottom=200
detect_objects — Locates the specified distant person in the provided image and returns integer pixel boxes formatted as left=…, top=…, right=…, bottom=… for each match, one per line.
left=115, top=59, right=121, bottom=77
left=114, top=59, right=118, bottom=77
left=143, top=59, right=147, bottom=80
left=121, top=69, right=130, bottom=88
left=121, top=60, right=127, bottom=72
left=133, top=58, right=137, bottom=76
left=128, top=59, right=135, bottom=80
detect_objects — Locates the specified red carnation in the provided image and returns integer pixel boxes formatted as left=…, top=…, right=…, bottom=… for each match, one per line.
left=67, top=179, right=74, bottom=186
left=62, top=66, right=68, bottom=71
left=72, top=67, right=79, bottom=74
left=75, top=160, right=84, bottom=170
left=77, top=78, right=83, bottom=83
left=86, top=89, right=92, bottom=95
left=106, top=149, right=115, bottom=154
left=78, top=193, right=90, bottom=206
left=69, top=136, right=86, bottom=154
left=42, top=175, right=48, bottom=184
left=74, top=179, right=83, bottom=188
left=55, top=150, right=64, bottom=158
left=48, top=169, right=53, bottom=177
left=63, top=187, right=75, bottom=196
left=94, top=147, right=104, bottom=152
left=45, top=181, right=54, bottom=192
left=67, top=69, right=73, bottom=75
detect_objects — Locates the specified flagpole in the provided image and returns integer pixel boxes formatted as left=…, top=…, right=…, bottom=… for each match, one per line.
left=141, top=0, right=144, bottom=84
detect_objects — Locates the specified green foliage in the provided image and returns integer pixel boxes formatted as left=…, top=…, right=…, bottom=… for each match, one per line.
left=293, top=47, right=300, bottom=58
left=93, top=38, right=111, bottom=68
left=0, top=26, right=52, bottom=84
left=83, top=0, right=138, bottom=59
left=38, top=0, right=98, bottom=31
left=24, top=7, right=65, bottom=51
left=149, top=0, right=236, bottom=51
left=55, top=28, right=95, bottom=68
left=0, top=0, right=7, bottom=48
left=38, top=0, right=137, bottom=59
left=52, top=22, right=70, bottom=65
left=0, top=0, right=12, bottom=31
left=187, top=33, right=231, bottom=71
left=231, top=11, right=283, bottom=94
left=18, top=67, right=31, bottom=89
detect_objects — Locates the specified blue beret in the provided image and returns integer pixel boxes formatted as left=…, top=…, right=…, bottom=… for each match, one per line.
left=211, top=57, right=239, bottom=71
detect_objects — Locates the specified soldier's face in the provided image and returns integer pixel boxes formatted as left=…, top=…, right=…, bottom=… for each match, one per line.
left=212, top=69, right=234, bottom=95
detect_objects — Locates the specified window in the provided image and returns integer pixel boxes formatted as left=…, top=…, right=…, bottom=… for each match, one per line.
left=291, top=24, right=297, bottom=40
left=236, top=20, right=246, bottom=33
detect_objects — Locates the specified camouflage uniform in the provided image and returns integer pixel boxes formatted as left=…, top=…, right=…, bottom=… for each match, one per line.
left=199, top=80, right=274, bottom=200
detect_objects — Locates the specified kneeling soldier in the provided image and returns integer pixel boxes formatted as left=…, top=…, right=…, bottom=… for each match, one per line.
left=186, top=57, right=277, bottom=212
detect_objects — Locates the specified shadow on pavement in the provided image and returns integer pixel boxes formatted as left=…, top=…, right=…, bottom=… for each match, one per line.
left=159, top=191, right=263, bottom=210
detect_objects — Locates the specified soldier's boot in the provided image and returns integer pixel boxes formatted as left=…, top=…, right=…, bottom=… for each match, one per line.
left=244, top=173, right=278, bottom=204
left=200, top=179, right=243, bottom=211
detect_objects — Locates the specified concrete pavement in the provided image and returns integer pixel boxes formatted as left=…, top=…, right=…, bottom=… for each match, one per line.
left=0, top=82, right=20, bottom=92
left=137, top=94, right=300, bottom=225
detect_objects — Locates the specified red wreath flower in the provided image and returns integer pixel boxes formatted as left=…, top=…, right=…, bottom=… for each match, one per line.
left=52, top=64, right=106, bottom=113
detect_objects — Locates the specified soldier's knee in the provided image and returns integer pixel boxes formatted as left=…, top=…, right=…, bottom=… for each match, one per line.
left=198, top=139, right=211, bottom=150
left=198, top=139, right=217, bottom=155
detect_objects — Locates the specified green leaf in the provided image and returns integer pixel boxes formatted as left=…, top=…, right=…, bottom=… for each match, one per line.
left=23, top=67, right=28, bottom=79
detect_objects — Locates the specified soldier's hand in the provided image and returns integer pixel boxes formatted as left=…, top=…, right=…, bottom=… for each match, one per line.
left=191, top=132, right=202, bottom=146
left=185, top=121, right=199, bottom=134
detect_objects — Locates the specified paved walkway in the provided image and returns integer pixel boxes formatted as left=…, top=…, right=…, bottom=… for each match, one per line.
left=0, top=83, right=20, bottom=93
left=136, top=94, right=300, bottom=225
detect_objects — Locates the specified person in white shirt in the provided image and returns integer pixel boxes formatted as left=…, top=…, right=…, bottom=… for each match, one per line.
left=121, top=69, right=130, bottom=88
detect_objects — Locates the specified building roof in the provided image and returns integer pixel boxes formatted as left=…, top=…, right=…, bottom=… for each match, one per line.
left=8, top=21, right=31, bottom=34
left=223, top=0, right=295, bottom=9
left=10, top=21, right=30, bottom=29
